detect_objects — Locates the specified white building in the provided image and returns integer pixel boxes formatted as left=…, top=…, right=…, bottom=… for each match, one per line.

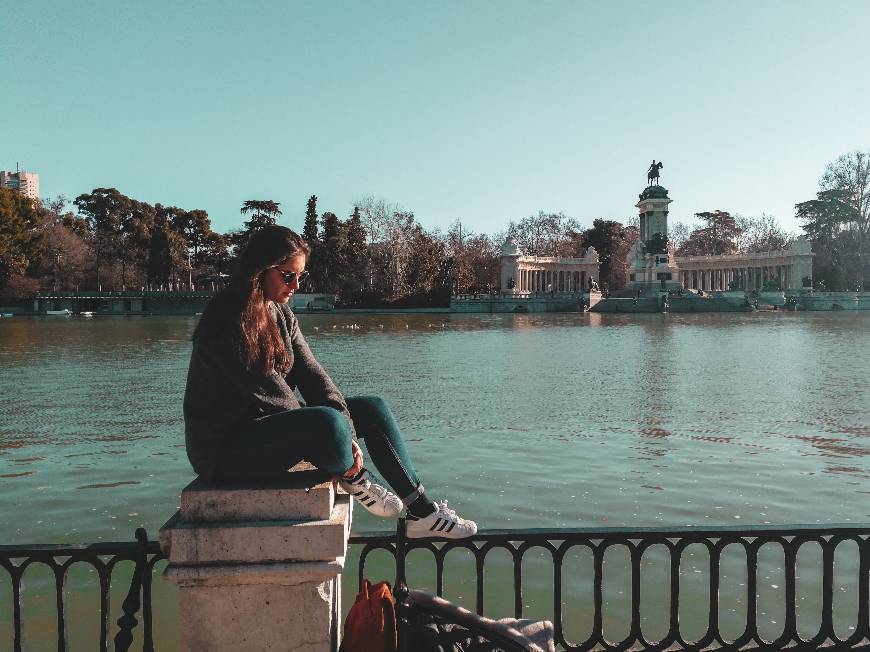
left=499, top=237, right=600, bottom=294
left=1, top=169, right=40, bottom=201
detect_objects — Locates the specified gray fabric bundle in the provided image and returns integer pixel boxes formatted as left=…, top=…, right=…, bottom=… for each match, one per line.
left=407, top=590, right=555, bottom=652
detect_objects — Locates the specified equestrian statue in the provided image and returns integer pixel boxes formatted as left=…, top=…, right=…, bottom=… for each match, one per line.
left=647, top=160, right=663, bottom=186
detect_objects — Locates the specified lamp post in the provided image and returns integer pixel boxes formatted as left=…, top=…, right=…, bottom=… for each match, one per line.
left=53, top=251, right=62, bottom=292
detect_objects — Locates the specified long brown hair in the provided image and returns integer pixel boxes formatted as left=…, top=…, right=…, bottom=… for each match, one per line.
left=196, top=226, right=310, bottom=376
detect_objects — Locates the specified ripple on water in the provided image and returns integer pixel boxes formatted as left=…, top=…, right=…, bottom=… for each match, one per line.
left=76, top=480, right=142, bottom=490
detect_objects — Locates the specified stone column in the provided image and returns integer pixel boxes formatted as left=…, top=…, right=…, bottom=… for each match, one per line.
left=160, top=467, right=351, bottom=652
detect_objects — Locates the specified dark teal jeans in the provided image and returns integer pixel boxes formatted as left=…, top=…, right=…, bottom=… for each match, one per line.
left=212, top=396, right=421, bottom=499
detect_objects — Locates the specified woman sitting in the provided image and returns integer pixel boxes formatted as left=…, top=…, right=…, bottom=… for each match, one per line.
left=183, top=226, right=476, bottom=539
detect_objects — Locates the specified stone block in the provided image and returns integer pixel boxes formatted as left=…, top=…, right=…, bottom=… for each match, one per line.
left=162, top=494, right=350, bottom=564
left=179, top=463, right=333, bottom=522
left=165, top=564, right=341, bottom=652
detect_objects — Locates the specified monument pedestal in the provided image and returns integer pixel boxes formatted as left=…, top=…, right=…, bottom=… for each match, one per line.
left=160, top=465, right=352, bottom=652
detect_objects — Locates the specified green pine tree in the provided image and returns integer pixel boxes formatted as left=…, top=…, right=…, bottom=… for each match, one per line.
left=303, top=195, right=320, bottom=243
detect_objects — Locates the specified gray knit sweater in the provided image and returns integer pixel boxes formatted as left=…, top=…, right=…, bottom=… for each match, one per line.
left=183, top=300, right=353, bottom=480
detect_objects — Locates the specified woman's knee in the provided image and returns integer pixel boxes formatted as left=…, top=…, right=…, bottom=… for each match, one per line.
left=307, top=407, right=352, bottom=439
left=347, top=395, right=390, bottom=418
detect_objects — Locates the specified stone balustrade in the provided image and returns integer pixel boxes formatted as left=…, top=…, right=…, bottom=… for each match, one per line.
left=160, top=463, right=352, bottom=651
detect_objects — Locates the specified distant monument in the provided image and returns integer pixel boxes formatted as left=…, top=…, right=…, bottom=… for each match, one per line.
left=625, top=170, right=681, bottom=295
left=647, top=160, right=663, bottom=186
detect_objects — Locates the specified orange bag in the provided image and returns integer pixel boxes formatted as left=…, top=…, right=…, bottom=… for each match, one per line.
left=339, top=580, right=397, bottom=652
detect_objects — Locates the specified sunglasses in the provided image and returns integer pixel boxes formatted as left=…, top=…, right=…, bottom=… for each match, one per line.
left=275, top=269, right=309, bottom=286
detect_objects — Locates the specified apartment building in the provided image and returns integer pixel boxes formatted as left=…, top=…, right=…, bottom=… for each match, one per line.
left=1, top=169, right=40, bottom=200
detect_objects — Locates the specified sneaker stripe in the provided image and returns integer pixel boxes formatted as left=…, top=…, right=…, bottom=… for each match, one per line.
left=436, top=520, right=449, bottom=532
left=446, top=522, right=456, bottom=533
left=364, top=498, right=376, bottom=507
left=429, top=518, right=443, bottom=531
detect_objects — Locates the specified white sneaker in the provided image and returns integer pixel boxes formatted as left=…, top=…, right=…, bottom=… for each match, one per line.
left=405, top=501, right=478, bottom=539
left=339, top=469, right=403, bottom=518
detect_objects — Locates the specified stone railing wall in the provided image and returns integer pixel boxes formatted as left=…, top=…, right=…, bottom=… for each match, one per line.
left=160, top=465, right=351, bottom=651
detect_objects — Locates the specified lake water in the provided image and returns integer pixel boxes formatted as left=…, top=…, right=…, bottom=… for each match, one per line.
left=2, top=311, right=870, bottom=647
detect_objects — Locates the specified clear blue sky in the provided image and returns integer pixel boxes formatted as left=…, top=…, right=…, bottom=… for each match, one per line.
left=3, top=1, right=869, bottom=237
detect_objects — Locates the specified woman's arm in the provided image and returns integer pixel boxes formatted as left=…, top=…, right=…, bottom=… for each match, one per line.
left=283, top=307, right=356, bottom=434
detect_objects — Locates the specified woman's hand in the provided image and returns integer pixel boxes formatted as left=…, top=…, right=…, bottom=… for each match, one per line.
left=333, top=440, right=364, bottom=490
left=348, top=439, right=364, bottom=478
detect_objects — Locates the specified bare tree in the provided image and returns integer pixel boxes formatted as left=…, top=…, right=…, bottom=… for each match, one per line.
left=446, top=220, right=499, bottom=293
left=738, top=213, right=794, bottom=253
left=668, top=221, right=690, bottom=250
left=355, top=196, right=397, bottom=244
left=504, top=211, right=582, bottom=257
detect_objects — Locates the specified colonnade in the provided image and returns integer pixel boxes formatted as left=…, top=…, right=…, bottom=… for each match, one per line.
left=679, top=264, right=793, bottom=292
left=515, top=268, right=589, bottom=293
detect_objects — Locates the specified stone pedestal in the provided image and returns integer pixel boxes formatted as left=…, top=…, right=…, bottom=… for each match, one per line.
left=160, top=464, right=352, bottom=652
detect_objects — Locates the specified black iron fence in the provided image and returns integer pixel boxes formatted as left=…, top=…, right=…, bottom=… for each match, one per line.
left=0, top=528, right=165, bottom=652
left=4, top=523, right=870, bottom=651
left=350, top=522, right=870, bottom=651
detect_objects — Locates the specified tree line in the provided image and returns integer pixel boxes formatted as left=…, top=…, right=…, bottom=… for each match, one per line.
left=1, top=150, right=868, bottom=304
